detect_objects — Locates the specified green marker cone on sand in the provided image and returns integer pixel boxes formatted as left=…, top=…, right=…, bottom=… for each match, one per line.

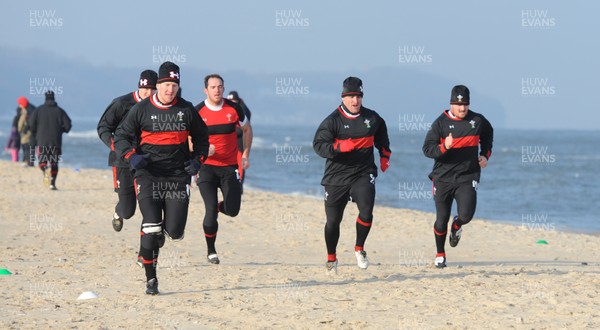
left=536, top=240, right=549, bottom=245
left=0, top=269, right=12, bottom=275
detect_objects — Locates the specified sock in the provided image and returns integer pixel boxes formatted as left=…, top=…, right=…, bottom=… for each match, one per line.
left=434, top=227, right=447, bottom=254
left=355, top=216, right=372, bottom=249
left=327, top=253, right=337, bottom=262
left=144, top=262, right=157, bottom=281
left=452, top=219, right=462, bottom=231
left=205, top=232, right=217, bottom=255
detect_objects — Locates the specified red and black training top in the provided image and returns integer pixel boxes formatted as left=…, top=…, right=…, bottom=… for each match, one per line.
left=422, top=109, right=493, bottom=183
left=114, top=94, right=209, bottom=181
left=97, top=91, right=143, bottom=168
left=313, top=104, right=391, bottom=186
left=195, top=98, right=246, bottom=167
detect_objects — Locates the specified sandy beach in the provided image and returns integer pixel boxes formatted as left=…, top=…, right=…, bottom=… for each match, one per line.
left=0, top=160, right=598, bottom=329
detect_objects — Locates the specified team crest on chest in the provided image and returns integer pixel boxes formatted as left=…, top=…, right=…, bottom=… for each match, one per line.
left=469, top=120, right=476, bottom=128
left=226, top=113, right=232, bottom=122
left=151, top=115, right=158, bottom=120
left=364, top=119, right=371, bottom=128
left=177, top=111, right=184, bottom=121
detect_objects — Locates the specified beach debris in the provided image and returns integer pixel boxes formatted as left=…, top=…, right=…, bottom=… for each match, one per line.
left=0, top=269, right=12, bottom=275
left=77, top=291, right=99, bottom=300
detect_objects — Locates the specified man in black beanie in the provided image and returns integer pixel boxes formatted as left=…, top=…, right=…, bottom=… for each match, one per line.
left=313, top=76, right=391, bottom=274
left=28, top=90, right=72, bottom=190
left=114, top=61, right=209, bottom=294
left=98, top=69, right=158, bottom=232
left=423, top=85, right=494, bottom=268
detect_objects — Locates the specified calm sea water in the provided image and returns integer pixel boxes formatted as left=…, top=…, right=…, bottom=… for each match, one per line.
left=2, top=117, right=598, bottom=234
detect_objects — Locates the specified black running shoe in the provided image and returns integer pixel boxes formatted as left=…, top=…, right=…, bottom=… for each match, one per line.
left=112, top=212, right=123, bottom=232
left=145, top=278, right=159, bottom=295
left=449, top=216, right=462, bottom=248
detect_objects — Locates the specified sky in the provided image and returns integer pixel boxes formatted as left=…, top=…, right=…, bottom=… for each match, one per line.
left=1, top=0, right=599, bottom=130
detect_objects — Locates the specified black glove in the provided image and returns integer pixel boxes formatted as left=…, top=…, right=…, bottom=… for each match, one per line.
left=184, top=158, right=202, bottom=176
left=129, top=153, right=151, bottom=170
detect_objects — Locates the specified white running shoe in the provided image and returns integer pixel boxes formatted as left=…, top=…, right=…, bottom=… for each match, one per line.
left=326, top=260, right=338, bottom=275
left=207, top=253, right=220, bottom=265
left=355, top=250, right=369, bottom=269
left=434, top=256, right=447, bottom=268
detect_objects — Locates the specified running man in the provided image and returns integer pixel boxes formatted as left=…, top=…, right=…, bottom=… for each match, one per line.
left=195, top=74, right=252, bottom=265
left=114, top=62, right=209, bottom=295
left=313, top=76, right=391, bottom=274
left=97, top=69, right=157, bottom=232
left=422, top=85, right=493, bottom=268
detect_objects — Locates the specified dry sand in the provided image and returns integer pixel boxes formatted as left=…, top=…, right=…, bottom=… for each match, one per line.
left=0, top=160, right=598, bottom=329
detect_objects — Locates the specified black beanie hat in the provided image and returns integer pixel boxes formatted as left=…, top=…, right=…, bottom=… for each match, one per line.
left=227, top=91, right=240, bottom=101
left=157, top=61, right=180, bottom=84
left=450, top=85, right=470, bottom=105
left=45, top=90, right=55, bottom=101
left=341, top=76, right=363, bottom=97
left=139, top=70, right=158, bottom=89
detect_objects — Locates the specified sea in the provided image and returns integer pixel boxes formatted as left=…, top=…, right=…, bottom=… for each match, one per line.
left=2, top=117, right=598, bottom=234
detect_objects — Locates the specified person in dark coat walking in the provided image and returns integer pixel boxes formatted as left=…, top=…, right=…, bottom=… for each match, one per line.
left=29, top=91, right=72, bottom=190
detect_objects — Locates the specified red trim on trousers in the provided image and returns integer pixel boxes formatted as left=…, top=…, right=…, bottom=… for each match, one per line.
left=112, top=166, right=118, bottom=190
left=433, top=227, right=447, bottom=236
left=356, top=217, right=372, bottom=227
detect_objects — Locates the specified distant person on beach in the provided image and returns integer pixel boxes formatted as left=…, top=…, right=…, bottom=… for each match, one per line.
left=5, top=108, right=21, bottom=162
left=422, top=85, right=494, bottom=268
left=28, top=91, right=72, bottom=190
left=114, top=62, right=209, bottom=295
left=313, top=76, right=391, bottom=274
left=97, top=70, right=158, bottom=232
left=16, top=96, right=36, bottom=167
left=195, top=75, right=253, bottom=265
left=226, top=90, right=252, bottom=193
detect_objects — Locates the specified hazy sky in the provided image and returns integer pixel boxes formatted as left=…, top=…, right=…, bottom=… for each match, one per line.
left=2, top=0, right=599, bottom=129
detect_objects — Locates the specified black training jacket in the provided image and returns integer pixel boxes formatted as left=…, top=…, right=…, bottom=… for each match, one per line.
left=422, top=109, right=493, bottom=184
left=114, top=94, right=209, bottom=181
left=97, top=91, right=142, bottom=167
left=313, top=105, right=391, bottom=186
